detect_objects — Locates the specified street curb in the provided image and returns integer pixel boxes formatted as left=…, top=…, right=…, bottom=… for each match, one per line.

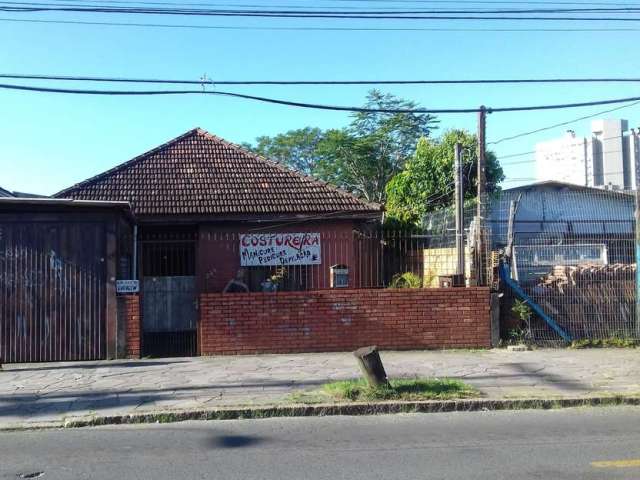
left=2, top=395, right=640, bottom=431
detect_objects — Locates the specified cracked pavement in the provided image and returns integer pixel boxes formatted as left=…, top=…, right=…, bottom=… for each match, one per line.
left=1, top=348, right=639, bottom=428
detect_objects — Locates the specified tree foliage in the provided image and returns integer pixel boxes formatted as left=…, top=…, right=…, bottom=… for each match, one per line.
left=246, top=127, right=325, bottom=175
left=244, top=90, right=438, bottom=203
left=385, top=130, right=505, bottom=225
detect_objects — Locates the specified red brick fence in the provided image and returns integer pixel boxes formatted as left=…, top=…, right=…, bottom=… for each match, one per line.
left=122, top=288, right=491, bottom=357
left=199, top=288, right=491, bottom=355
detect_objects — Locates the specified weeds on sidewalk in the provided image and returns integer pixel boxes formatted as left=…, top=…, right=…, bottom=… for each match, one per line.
left=570, top=337, right=638, bottom=349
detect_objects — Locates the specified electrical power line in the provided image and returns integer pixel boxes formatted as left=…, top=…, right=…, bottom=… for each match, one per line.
left=498, top=131, right=640, bottom=164
left=5, top=2, right=640, bottom=20
left=489, top=99, right=640, bottom=145
left=4, top=1, right=640, bottom=14
left=328, top=1, right=640, bottom=5
left=502, top=147, right=635, bottom=166
left=23, top=0, right=640, bottom=7
left=4, top=82, right=640, bottom=114
left=5, top=16, right=640, bottom=31
left=6, top=73, right=640, bottom=86
left=21, top=0, right=621, bottom=8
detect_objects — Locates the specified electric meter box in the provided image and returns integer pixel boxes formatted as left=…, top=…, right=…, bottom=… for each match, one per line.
left=330, top=264, right=349, bottom=288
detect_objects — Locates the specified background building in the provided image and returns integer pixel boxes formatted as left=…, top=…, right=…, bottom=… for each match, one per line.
left=535, top=119, right=640, bottom=190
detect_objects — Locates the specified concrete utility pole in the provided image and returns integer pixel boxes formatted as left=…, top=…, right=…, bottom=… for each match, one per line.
left=476, top=106, right=488, bottom=286
left=454, top=142, right=465, bottom=278
left=635, top=189, right=640, bottom=337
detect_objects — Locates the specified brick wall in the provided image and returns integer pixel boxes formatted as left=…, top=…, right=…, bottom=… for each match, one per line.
left=199, top=288, right=490, bottom=355
left=118, top=294, right=141, bottom=359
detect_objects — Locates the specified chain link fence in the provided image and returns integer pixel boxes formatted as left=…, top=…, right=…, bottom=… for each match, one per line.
left=424, top=184, right=638, bottom=344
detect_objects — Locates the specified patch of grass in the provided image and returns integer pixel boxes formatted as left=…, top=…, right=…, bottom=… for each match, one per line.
left=321, top=378, right=478, bottom=402
left=570, top=337, right=638, bottom=349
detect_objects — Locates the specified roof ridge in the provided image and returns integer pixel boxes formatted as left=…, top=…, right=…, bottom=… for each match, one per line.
left=197, top=129, right=382, bottom=211
left=54, top=128, right=202, bottom=198
left=505, top=180, right=633, bottom=196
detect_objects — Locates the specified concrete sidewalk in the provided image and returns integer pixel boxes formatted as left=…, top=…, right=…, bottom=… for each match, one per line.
left=1, top=349, right=639, bottom=429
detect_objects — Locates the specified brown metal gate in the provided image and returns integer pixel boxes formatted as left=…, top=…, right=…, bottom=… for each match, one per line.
left=140, top=227, right=197, bottom=357
left=0, top=221, right=106, bottom=363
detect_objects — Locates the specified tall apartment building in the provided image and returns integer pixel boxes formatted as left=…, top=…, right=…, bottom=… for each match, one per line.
left=535, top=119, right=640, bottom=190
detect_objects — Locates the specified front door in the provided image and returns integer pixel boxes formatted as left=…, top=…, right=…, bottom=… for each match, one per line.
left=139, top=227, right=197, bottom=357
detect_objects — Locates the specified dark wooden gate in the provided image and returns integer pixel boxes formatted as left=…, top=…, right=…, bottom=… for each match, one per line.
left=0, top=221, right=106, bottom=363
left=140, top=227, right=197, bottom=357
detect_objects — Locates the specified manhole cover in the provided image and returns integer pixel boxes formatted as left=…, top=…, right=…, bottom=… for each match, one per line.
left=17, top=472, right=44, bottom=479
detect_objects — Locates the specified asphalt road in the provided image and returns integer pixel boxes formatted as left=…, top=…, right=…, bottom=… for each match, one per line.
left=2, top=407, right=640, bottom=480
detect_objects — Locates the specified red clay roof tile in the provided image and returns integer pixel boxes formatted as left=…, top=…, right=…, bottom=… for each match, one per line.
left=55, top=128, right=381, bottom=217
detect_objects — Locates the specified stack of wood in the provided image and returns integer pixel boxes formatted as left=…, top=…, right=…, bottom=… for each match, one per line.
left=532, top=263, right=636, bottom=339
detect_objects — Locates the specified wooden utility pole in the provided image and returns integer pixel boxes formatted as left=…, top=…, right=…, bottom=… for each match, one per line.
left=454, top=142, right=465, bottom=278
left=476, top=106, right=488, bottom=286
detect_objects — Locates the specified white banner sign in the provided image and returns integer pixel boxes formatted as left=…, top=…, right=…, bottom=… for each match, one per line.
left=240, top=233, right=322, bottom=266
left=116, top=279, right=140, bottom=293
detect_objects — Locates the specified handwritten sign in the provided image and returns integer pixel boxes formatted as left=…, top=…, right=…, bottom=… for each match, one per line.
left=240, top=233, right=321, bottom=266
left=116, top=279, right=140, bottom=294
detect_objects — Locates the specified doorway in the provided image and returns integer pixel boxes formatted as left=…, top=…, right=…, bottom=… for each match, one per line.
left=140, top=226, right=197, bottom=357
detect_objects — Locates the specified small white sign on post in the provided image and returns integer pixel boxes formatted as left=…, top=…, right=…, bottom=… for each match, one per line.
left=240, top=233, right=322, bottom=266
left=116, top=279, right=140, bottom=294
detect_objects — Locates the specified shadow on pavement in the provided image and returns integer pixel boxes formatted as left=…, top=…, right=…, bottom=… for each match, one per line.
left=210, top=435, right=266, bottom=449
left=453, top=362, right=591, bottom=392
left=0, top=378, right=343, bottom=419
left=5, top=360, right=192, bottom=372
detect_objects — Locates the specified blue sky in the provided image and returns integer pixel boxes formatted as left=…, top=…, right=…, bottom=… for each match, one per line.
left=1, top=2, right=640, bottom=195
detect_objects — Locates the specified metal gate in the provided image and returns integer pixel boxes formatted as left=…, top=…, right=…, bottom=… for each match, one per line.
left=142, top=276, right=197, bottom=357
left=140, top=228, right=197, bottom=357
left=0, top=222, right=106, bottom=363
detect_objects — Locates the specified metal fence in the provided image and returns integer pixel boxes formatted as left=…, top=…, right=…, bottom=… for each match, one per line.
left=205, top=225, right=496, bottom=293
left=203, top=229, right=429, bottom=291
left=0, top=222, right=107, bottom=363
left=424, top=186, right=638, bottom=344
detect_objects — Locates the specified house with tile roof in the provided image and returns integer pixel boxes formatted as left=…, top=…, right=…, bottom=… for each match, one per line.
left=56, top=128, right=381, bottom=221
left=55, top=128, right=383, bottom=357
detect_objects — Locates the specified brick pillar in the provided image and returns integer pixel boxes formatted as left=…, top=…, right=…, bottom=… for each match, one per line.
left=118, top=295, right=141, bottom=359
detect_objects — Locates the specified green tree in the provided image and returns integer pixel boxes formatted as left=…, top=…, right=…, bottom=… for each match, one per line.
left=385, top=130, right=504, bottom=225
left=244, top=90, right=438, bottom=203
left=314, top=91, right=438, bottom=203
left=245, top=127, right=325, bottom=175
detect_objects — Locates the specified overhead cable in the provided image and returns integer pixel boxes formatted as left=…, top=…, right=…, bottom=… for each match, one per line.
left=6, top=73, right=640, bottom=85
left=489, top=99, right=640, bottom=144
left=4, top=17, right=640, bottom=31
left=3, top=81, right=640, bottom=114
left=4, top=3, right=640, bottom=20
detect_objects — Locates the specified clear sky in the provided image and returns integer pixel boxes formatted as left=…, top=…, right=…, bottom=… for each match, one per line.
left=1, top=1, right=640, bottom=195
